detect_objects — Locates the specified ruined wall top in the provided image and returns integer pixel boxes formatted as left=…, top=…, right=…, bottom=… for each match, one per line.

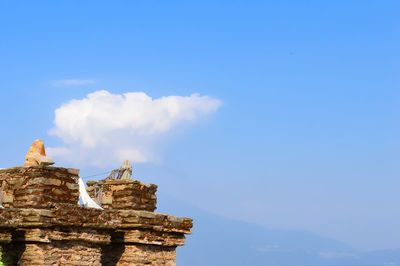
left=0, top=139, right=193, bottom=246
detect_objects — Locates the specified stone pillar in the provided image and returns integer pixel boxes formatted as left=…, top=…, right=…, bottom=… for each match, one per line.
left=0, top=166, right=79, bottom=209
left=87, top=179, right=157, bottom=211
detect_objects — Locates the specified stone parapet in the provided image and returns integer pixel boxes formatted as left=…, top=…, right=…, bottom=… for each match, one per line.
left=0, top=166, right=192, bottom=265
left=86, top=179, right=157, bottom=212
left=0, top=166, right=79, bottom=209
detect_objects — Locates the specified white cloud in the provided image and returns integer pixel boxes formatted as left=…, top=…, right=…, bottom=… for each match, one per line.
left=51, top=79, right=94, bottom=86
left=48, top=90, right=221, bottom=167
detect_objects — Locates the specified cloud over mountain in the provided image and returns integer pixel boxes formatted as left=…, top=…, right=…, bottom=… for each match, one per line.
left=47, top=90, right=221, bottom=167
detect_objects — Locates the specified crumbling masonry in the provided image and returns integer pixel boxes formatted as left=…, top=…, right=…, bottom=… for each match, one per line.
left=0, top=159, right=192, bottom=265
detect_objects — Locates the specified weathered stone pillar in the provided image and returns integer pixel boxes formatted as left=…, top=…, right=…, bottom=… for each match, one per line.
left=0, top=166, right=192, bottom=265
left=86, top=179, right=157, bottom=211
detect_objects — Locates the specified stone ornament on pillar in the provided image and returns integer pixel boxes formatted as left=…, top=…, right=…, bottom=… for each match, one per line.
left=24, top=139, right=55, bottom=167
left=106, top=159, right=133, bottom=180
left=119, top=159, right=133, bottom=180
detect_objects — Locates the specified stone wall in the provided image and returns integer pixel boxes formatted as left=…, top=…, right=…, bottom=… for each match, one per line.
left=0, top=166, right=192, bottom=265
left=86, top=179, right=157, bottom=212
left=0, top=167, right=79, bottom=209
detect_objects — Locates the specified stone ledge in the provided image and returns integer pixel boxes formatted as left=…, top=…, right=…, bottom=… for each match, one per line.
left=0, top=166, right=80, bottom=176
left=0, top=207, right=192, bottom=235
left=0, top=227, right=187, bottom=247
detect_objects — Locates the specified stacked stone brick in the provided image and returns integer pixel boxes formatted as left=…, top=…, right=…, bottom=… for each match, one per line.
left=0, top=166, right=192, bottom=265
left=87, top=179, right=157, bottom=211
left=0, top=167, right=79, bottom=209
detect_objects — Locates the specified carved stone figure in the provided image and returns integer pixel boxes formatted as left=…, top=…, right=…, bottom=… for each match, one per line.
left=119, top=160, right=133, bottom=180
left=106, top=160, right=133, bottom=180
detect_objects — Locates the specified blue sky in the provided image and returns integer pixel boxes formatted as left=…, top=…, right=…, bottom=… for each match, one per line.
left=0, top=0, right=399, bottom=254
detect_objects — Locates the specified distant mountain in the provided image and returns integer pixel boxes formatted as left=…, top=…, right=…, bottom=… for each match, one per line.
left=157, top=193, right=400, bottom=266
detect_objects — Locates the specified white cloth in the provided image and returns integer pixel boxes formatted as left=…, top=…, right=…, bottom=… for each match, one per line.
left=78, top=177, right=103, bottom=210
